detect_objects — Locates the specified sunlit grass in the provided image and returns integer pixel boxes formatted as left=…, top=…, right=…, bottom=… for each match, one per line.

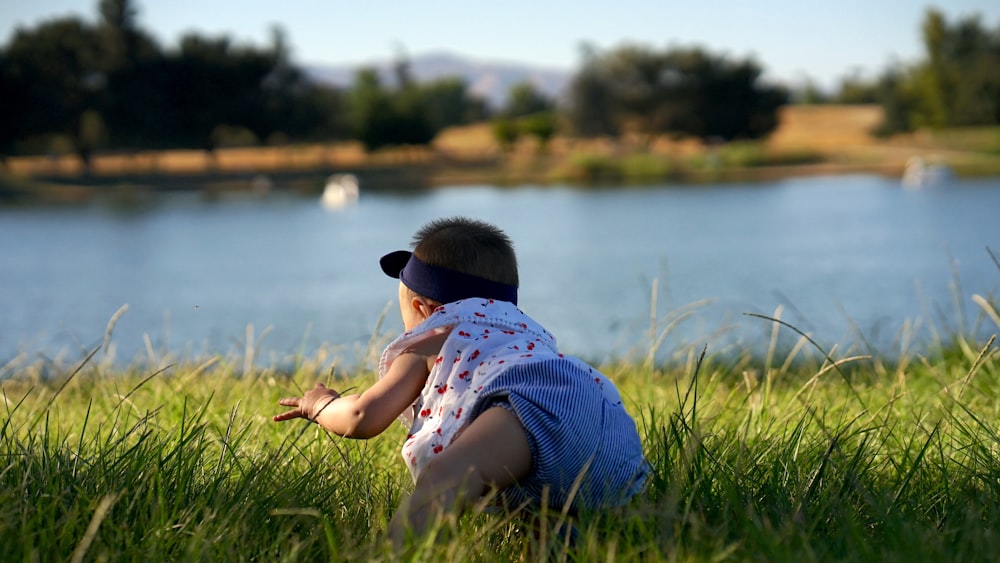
left=893, top=126, right=1000, bottom=155
left=3, top=297, right=1000, bottom=562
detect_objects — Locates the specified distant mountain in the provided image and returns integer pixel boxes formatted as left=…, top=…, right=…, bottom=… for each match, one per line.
left=304, top=51, right=572, bottom=109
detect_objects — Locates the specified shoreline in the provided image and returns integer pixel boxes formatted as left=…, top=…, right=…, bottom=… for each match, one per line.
left=0, top=163, right=1000, bottom=206
left=2, top=156, right=996, bottom=206
left=4, top=105, right=1000, bottom=204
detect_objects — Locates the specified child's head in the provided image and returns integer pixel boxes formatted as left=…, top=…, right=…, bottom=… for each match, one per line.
left=380, top=217, right=519, bottom=328
left=411, top=217, right=519, bottom=288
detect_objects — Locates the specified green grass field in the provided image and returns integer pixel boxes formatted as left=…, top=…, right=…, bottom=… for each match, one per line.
left=3, top=308, right=1000, bottom=561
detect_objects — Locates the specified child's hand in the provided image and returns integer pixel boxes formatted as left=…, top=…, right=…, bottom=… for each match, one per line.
left=273, top=382, right=341, bottom=422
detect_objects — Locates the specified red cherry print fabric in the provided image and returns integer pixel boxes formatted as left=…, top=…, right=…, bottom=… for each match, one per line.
left=378, top=298, right=566, bottom=481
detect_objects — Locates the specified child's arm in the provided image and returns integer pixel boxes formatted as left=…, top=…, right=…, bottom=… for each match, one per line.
left=273, top=351, right=430, bottom=439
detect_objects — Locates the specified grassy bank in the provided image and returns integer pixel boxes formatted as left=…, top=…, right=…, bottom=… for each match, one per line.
left=3, top=317, right=1000, bottom=561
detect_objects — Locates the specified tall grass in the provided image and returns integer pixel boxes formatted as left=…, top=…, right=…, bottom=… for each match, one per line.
left=2, top=306, right=999, bottom=560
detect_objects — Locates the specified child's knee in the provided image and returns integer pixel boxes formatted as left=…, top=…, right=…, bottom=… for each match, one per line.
left=416, top=456, right=485, bottom=501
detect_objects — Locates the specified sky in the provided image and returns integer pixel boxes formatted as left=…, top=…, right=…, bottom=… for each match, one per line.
left=3, top=1, right=1000, bottom=90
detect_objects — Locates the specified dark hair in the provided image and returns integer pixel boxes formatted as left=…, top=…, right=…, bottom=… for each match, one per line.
left=411, top=217, right=519, bottom=287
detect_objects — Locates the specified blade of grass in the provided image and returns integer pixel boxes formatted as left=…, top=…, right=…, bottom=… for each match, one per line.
left=28, top=345, right=100, bottom=433
left=953, top=334, right=996, bottom=402
left=101, top=304, right=129, bottom=367
left=69, top=492, right=120, bottom=563
left=986, top=246, right=1000, bottom=273
left=744, top=312, right=867, bottom=409
left=886, top=420, right=941, bottom=520
left=971, top=295, right=1000, bottom=331
left=112, top=364, right=173, bottom=411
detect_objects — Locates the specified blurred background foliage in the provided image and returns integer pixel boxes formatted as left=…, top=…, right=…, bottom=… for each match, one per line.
left=1, top=1, right=998, bottom=164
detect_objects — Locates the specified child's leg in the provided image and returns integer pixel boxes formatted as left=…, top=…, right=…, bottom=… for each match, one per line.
left=388, top=406, right=532, bottom=547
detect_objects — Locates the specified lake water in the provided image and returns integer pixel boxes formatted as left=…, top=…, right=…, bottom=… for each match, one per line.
left=2, top=174, right=999, bottom=369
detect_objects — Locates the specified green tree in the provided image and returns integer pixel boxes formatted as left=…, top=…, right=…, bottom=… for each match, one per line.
left=419, top=77, right=489, bottom=133
left=600, top=46, right=678, bottom=141
left=347, top=59, right=488, bottom=150
left=0, top=0, right=346, bottom=154
left=491, top=118, right=520, bottom=153
left=386, top=52, right=434, bottom=146
left=98, top=0, right=152, bottom=68
left=392, top=86, right=434, bottom=146
left=519, top=112, right=558, bottom=153
left=878, top=8, right=1000, bottom=133
left=156, top=34, right=278, bottom=149
left=256, top=26, right=348, bottom=143
left=940, top=14, right=1000, bottom=125
left=674, top=50, right=787, bottom=141
left=96, top=0, right=167, bottom=149
left=0, top=18, right=104, bottom=161
left=303, top=85, right=351, bottom=140
left=565, top=46, right=619, bottom=138
left=348, top=68, right=399, bottom=150
left=914, top=8, right=954, bottom=127
left=833, top=72, right=880, bottom=104
left=567, top=45, right=786, bottom=143
left=501, top=81, right=554, bottom=118
left=793, top=79, right=830, bottom=105
left=872, top=68, right=918, bottom=136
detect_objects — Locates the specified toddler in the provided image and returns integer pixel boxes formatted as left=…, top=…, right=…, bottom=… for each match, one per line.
left=274, top=216, right=647, bottom=545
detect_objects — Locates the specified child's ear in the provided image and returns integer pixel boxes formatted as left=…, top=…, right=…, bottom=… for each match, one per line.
left=411, top=296, right=436, bottom=320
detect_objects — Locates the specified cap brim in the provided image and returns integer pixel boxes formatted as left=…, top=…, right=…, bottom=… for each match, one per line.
left=379, top=250, right=412, bottom=278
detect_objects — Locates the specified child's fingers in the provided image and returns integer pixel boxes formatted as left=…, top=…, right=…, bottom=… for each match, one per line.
left=272, top=410, right=303, bottom=422
left=277, top=397, right=301, bottom=407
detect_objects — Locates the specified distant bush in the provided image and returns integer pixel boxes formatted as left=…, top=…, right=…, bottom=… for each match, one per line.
left=919, top=127, right=1000, bottom=155
left=210, top=125, right=259, bottom=148
left=718, top=141, right=767, bottom=167
left=13, top=134, right=77, bottom=156
left=763, top=148, right=825, bottom=166
left=518, top=113, right=558, bottom=153
left=719, top=141, right=823, bottom=167
left=549, top=153, right=621, bottom=183
left=621, top=153, right=674, bottom=181
left=491, top=118, right=520, bottom=153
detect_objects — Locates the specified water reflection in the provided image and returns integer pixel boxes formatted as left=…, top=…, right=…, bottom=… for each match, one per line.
left=1, top=175, right=998, bottom=368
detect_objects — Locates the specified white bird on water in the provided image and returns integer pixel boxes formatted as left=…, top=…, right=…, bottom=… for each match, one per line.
left=321, top=174, right=360, bottom=209
left=901, top=156, right=952, bottom=189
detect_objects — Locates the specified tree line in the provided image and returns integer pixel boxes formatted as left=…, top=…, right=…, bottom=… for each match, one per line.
left=1, top=1, right=995, bottom=166
left=795, top=8, right=1000, bottom=136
